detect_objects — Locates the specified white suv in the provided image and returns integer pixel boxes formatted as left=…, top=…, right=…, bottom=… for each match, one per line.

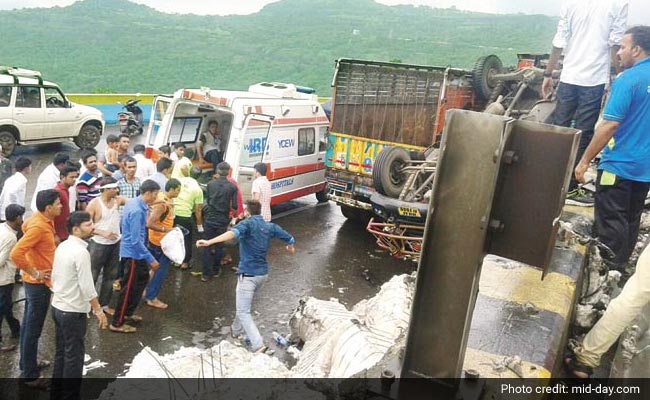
left=0, top=67, right=104, bottom=156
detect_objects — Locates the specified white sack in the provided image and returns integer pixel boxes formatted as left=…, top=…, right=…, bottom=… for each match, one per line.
left=160, top=227, right=185, bottom=264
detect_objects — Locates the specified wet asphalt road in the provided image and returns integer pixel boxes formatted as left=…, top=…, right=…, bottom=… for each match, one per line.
left=0, top=126, right=415, bottom=378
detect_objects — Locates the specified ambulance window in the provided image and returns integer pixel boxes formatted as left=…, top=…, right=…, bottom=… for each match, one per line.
left=153, top=100, right=169, bottom=121
left=298, top=127, right=315, bottom=156
left=169, top=117, right=201, bottom=144
left=318, top=126, right=329, bottom=152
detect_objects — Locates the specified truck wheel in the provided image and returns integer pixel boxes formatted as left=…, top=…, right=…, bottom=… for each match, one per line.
left=373, top=146, right=411, bottom=198
left=315, top=186, right=329, bottom=203
left=340, top=205, right=359, bottom=220
left=74, top=124, right=101, bottom=149
left=0, top=131, right=16, bottom=157
left=473, top=55, right=503, bottom=101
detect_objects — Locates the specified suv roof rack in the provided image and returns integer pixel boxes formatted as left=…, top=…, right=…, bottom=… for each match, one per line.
left=0, top=66, right=43, bottom=85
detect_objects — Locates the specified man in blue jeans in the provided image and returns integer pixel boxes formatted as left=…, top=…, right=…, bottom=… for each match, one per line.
left=144, top=178, right=181, bottom=309
left=10, top=189, right=63, bottom=389
left=541, top=0, right=628, bottom=206
left=197, top=199, right=295, bottom=353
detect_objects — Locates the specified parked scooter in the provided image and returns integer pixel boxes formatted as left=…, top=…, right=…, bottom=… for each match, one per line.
left=117, top=99, right=144, bottom=136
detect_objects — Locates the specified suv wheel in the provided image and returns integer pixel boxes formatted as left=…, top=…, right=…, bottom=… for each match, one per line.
left=0, top=131, right=17, bottom=157
left=74, top=125, right=101, bottom=149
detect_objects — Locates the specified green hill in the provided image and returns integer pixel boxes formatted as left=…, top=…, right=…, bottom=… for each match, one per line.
left=0, top=0, right=557, bottom=95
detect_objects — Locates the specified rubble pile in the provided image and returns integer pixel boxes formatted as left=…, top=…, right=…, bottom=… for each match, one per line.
left=101, top=273, right=415, bottom=399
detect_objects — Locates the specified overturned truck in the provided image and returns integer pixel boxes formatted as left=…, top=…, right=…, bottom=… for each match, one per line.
left=324, top=55, right=558, bottom=258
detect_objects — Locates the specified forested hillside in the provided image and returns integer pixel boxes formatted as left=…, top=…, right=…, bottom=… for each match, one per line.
left=0, top=0, right=557, bottom=95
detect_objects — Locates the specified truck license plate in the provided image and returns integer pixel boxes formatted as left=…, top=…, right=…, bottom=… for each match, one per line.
left=398, top=207, right=421, bottom=218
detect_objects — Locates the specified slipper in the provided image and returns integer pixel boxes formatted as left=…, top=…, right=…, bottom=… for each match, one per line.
left=37, top=360, right=51, bottom=369
left=125, top=315, right=143, bottom=323
left=564, top=356, right=593, bottom=379
left=180, top=263, right=191, bottom=270
left=109, top=324, right=137, bottom=333
left=231, top=266, right=239, bottom=272
left=146, top=299, right=168, bottom=309
left=103, top=307, right=115, bottom=316
left=190, top=271, right=202, bottom=277
left=253, top=346, right=268, bottom=354
left=201, top=275, right=211, bottom=282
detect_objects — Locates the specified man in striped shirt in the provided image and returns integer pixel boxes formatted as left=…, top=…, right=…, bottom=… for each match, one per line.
left=76, top=150, right=102, bottom=211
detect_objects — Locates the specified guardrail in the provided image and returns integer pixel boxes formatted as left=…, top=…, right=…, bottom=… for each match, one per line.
left=68, top=93, right=332, bottom=125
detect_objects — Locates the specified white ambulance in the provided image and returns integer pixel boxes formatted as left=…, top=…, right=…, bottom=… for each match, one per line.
left=144, top=82, right=330, bottom=205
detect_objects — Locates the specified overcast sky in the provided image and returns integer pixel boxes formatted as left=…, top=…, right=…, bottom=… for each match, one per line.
left=0, top=0, right=647, bottom=24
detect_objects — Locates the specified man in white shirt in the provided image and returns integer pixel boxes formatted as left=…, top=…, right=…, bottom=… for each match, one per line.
left=542, top=0, right=628, bottom=206
left=0, top=157, right=32, bottom=221
left=197, top=120, right=224, bottom=172
left=133, top=144, right=155, bottom=182
left=50, top=211, right=107, bottom=395
left=252, top=162, right=272, bottom=222
left=30, top=152, right=70, bottom=213
left=0, top=204, right=24, bottom=352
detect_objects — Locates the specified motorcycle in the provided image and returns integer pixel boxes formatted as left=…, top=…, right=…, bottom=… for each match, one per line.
left=117, top=99, right=144, bottom=136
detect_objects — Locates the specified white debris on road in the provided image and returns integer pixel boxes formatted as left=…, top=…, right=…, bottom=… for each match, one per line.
left=115, top=273, right=415, bottom=382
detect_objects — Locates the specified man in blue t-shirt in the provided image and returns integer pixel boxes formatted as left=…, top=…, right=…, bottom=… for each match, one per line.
left=196, top=199, right=295, bottom=353
left=575, top=25, right=650, bottom=271
left=569, top=25, right=650, bottom=378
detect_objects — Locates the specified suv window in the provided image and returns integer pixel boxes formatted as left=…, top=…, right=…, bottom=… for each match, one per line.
left=44, top=87, right=66, bottom=108
left=0, top=86, right=11, bottom=107
left=16, top=86, right=41, bottom=108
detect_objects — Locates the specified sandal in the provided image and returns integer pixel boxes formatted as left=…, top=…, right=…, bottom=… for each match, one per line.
left=0, top=343, right=16, bottom=352
left=124, top=315, right=143, bottom=323
left=180, top=263, right=191, bottom=270
left=564, top=356, right=593, bottom=379
left=102, top=307, right=115, bottom=316
left=146, top=299, right=168, bottom=309
left=37, top=359, right=51, bottom=369
left=109, top=324, right=137, bottom=333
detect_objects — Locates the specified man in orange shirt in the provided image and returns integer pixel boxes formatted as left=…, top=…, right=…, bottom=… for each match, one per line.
left=10, top=189, right=62, bottom=389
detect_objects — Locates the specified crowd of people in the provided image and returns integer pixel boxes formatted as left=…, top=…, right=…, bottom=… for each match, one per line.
left=0, top=1, right=648, bottom=390
left=0, top=130, right=289, bottom=392
left=539, top=0, right=650, bottom=379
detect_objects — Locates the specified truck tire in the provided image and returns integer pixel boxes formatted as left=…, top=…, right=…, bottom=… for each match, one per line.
left=373, top=146, right=411, bottom=198
left=473, top=55, right=503, bottom=101
left=0, top=131, right=17, bottom=157
left=315, top=186, right=329, bottom=203
left=340, top=205, right=359, bottom=220
left=74, top=124, right=101, bottom=149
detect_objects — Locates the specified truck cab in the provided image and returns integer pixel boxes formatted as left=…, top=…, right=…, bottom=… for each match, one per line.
left=145, top=83, right=330, bottom=205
